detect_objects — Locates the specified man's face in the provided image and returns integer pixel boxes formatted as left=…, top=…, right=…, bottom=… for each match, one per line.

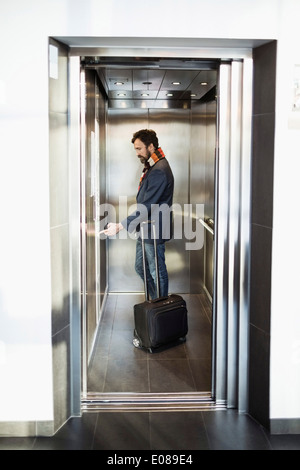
left=133, top=138, right=152, bottom=165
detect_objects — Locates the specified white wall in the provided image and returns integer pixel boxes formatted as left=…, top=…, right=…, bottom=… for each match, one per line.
left=0, top=2, right=54, bottom=421
left=270, top=0, right=300, bottom=420
left=0, top=0, right=299, bottom=423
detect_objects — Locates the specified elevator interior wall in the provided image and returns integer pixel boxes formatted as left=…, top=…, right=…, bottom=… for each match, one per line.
left=190, top=98, right=216, bottom=297
left=82, top=69, right=107, bottom=362
left=106, top=99, right=217, bottom=295
left=107, top=108, right=191, bottom=294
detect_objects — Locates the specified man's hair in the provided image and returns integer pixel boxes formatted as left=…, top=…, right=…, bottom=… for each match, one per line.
left=131, top=129, right=159, bottom=150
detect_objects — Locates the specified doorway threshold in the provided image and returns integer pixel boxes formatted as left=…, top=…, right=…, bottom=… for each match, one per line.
left=81, top=392, right=226, bottom=412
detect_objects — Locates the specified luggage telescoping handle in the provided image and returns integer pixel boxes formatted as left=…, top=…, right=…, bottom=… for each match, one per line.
left=141, top=220, right=160, bottom=301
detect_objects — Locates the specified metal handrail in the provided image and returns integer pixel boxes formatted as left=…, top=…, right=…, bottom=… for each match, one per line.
left=199, top=218, right=214, bottom=235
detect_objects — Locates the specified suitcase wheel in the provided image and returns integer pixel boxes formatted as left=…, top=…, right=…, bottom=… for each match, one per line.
left=132, top=337, right=141, bottom=348
left=133, top=336, right=153, bottom=353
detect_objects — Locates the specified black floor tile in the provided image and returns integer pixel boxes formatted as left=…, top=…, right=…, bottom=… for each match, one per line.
left=149, top=411, right=209, bottom=450
left=0, top=436, right=36, bottom=450
left=267, top=434, right=300, bottom=450
left=202, top=410, right=272, bottom=450
left=147, top=340, right=187, bottom=359
left=109, top=329, right=147, bottom=361
left=113, top=306, right=136, bottom=331
left=88, top=355, right=108, bottom=392
left=184, top=326, right=212, bottom=359
left=32, top=413, right=98, bottom=450
left=93, top=412, right=151, bottom=450
left=189, top=358, right=211, bottom=390
left=1, top=410, right=300, bottom=450
left=149, top=359, right=196, bottom=393
left=104, top=358, right=150, bottom=393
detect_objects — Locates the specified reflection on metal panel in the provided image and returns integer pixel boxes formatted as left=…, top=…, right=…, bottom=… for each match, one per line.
left=190, top=99, right=217, bottom=295
left=213, top=62, right=231, bottom=404
left=106, top=109, right=148, bottom=292
left=212, top=59, right=252, bottom=413
left=149, top=109, right=190, bottom=294
left=49, top=38, right=71, bottom=423
left=205, top=230, right=214, bottom=299
left=107, top=108, right=191, bottom=293
left=96, top=78, right=108, bottom=307
left=83, top=70, right=107, bottom=362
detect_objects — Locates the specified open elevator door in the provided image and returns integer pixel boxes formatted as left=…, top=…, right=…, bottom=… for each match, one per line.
left=213, top=59, right=253, bottom=412
left=72, top=49, right=253, bottom=412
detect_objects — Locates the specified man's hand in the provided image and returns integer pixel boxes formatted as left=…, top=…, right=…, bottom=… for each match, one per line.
left=99, top=222, right=124, bottom=237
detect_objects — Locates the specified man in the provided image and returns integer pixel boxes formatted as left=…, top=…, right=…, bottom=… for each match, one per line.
left=103, top=129, right=174, bottom=299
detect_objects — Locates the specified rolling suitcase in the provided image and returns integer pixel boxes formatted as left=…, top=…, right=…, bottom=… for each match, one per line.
left=133, top=221, right=188, bottom=353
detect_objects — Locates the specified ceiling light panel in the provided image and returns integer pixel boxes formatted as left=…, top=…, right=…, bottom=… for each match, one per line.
left=108, top=90, right=133, bottom=99
left=180, top=70, right=217, bottom=99
left=160, top=70, right=200, bottom=90
left=132, top=69, right=165, bottom=91
left=105, top=69, right=132, bottom=90
left=156, top=90, right=183, bottom=100
left=132, top=90, right=158, bottom=99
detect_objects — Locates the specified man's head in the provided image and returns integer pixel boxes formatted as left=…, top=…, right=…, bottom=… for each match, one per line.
left=131, top=129, right=159, bottom=165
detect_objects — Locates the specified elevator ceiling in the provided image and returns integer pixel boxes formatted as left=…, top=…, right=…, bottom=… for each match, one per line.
left=82, top=56, right=218, bottom=109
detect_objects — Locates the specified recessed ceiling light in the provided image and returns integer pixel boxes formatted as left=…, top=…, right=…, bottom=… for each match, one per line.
left=190, top=94, right=197, bottom=97
left=117, top=93, right=126, bottom=97
left=141, top=93, right=149, bottom=97
left=114, top=81, right=124, bottom=86
left=200, top=82, right=208, bottom=86
left=172, top=81, right=181, bottom=85
left=166, top=93, right=173, bottom=97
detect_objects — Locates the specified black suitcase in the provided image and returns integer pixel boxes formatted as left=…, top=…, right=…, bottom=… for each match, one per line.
left=133, top=221, right=188, bottom=353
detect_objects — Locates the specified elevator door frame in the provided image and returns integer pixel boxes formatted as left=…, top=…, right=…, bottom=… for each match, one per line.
left=68, top=42, right=253, bottom=413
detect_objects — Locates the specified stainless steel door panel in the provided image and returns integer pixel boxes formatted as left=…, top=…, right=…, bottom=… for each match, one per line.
left=82, top=70, right=107, bottom=366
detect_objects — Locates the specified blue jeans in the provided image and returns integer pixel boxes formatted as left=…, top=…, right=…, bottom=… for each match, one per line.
left=135, top=241, right=169, bottom=300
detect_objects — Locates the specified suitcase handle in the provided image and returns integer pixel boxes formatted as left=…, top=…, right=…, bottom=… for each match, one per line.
left=151, top=296, right=169, bottom=303
left=141, top=220, right=160, bottom=301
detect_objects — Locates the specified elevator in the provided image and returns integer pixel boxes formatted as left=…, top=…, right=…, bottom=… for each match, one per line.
left=61, top=40, right=253, bottom=413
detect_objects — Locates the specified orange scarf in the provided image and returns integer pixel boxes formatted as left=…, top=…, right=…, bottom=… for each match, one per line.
left=138, top=148, right=165, bottom=191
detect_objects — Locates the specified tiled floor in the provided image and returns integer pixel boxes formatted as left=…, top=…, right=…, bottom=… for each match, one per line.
left=87, top=293, right=212, bottom=393
left=1, top=293, right=300, bottom=451
left=1, top=410, right=300, bottom=450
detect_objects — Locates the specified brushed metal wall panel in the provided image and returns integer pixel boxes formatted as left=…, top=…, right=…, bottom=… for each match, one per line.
left=85, top=70, right=97, bottom=355
left=106, top=108, right=149, bottom=292
left=49, top=38, right=71, bottom=433
left=205, top=100, right=217, bottom=220
left=107, top=108, right=191, bottom=294
left=97, top=80, right=108, bottom=303
left=83, top=70, right=108, bottom=359
left=149, top=109, right=190, bottom=294
left=189, top=98, right=216, bottom=295
left=190, top=101, right=207, bottom=293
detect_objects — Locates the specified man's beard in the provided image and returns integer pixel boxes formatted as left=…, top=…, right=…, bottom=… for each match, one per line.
left=139, top=149, right=151, bottom=165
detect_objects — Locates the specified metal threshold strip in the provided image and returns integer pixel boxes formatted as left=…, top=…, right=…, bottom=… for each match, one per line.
left=81, top=392, right=226, bottom=412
